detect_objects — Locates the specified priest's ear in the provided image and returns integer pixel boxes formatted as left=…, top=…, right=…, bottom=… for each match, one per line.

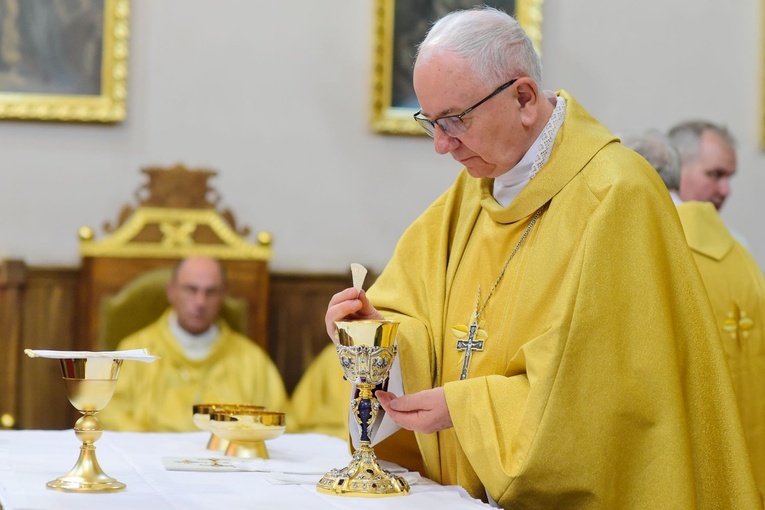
left=516, top=78, right=541, bottom=127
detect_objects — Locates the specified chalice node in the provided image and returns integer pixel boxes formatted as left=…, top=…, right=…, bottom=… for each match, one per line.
left=317, top=319, right=410, bottom=497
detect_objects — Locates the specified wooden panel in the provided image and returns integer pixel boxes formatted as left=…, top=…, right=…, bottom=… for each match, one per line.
left=18, top=267, right=80, bottom=430
left=0, top=260, right=25, bottom=430
left=269, top=272, right=355, bottom=395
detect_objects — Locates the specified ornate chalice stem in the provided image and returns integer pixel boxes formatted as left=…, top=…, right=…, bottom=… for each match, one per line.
left=356, top=385, right=376, bottom=443
left=317, top=320, right=410, bottom=497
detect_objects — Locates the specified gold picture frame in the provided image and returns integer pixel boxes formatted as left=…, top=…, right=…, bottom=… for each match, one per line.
left=370, top=0, right=543, bottom=136
left=0, top=0, right=130, bottom=123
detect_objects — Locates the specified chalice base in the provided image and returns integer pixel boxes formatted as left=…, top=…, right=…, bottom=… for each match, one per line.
left=225, top=440, right=269, bottom=459
left=316, top=444, right=409, bottom=497
left=207, top=433, right=230, bottom=452
left=46, top=445, right=125, bottom=492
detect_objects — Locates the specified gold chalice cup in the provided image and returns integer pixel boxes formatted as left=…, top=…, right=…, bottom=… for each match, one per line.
left=50, top=357, right=125, bottom=492
left=192, top=403, right=265, bottom=451
left=209, top=410, right=286, bottom=459
left=317, top=319, right=409, bottom=497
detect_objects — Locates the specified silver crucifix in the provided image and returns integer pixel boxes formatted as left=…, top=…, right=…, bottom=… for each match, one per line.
left=456, top=320, right=486, bottom=380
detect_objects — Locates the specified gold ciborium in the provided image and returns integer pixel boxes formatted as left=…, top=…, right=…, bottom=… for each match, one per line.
left=209, top=410, right=286, bottom=458
left=50, top=357, right=125, bottom=492
left=317, top=319, right=409, bottom=497
left=192, top=403, right=265, bottom=451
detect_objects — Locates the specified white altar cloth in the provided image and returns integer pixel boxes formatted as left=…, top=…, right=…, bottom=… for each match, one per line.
left=0, top=430, right=491, bottom=510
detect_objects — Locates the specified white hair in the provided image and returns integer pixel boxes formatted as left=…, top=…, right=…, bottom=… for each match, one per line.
left=416, top=7, right=542, bottom=86
left=622, top=131, right=682, bottom=191
left=667, top=120, right=736, bottom=166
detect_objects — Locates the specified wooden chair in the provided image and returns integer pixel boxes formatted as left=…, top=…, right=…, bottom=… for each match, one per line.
left=77, top=164, right=273, bottom=352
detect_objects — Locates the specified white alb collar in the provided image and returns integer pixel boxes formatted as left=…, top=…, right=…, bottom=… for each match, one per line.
left=169, top=312, right=220, bottom=360
left=493, top=91, right=566, bottom=207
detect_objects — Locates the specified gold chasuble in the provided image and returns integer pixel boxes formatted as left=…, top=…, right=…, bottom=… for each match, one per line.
left=677, top=200, right=765, bottom=502
left=366, top=91, right=760, bottom=508
left=100, top=309, right=288, bottom=432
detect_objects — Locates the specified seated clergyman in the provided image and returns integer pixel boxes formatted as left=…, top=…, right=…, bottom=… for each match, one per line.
left=100, top=256, right=287, bottom=432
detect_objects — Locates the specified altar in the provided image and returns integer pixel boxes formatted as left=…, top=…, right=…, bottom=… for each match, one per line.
left=0, top=430, right=491, bottom=509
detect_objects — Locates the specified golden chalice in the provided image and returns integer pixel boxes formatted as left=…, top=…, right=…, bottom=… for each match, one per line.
left=193, top=403, right=265, bottom=451
left=209, top=410, right=286, bottom=459
left=50, top=357, right=125, bottom=492
left=317, top=319, right=409, bottom=497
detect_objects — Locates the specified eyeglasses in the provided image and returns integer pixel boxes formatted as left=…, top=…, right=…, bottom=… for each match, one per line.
left=413, top=78, right=518, bottom=138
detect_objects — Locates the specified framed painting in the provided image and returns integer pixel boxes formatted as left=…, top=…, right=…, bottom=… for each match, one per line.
left=0, top=0, right=130, bottom=122
left=370, top=0, right=543, bottom=136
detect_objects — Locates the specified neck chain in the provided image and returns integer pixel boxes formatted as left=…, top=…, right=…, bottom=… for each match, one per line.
left=455, top=205, right=545, bottom=380
left=475, top=205, right=544, bottom=318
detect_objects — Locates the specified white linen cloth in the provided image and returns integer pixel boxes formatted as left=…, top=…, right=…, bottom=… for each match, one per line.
left=24, top=348, right=158, bottom=362
left=0, top=430, right=491, bottom=510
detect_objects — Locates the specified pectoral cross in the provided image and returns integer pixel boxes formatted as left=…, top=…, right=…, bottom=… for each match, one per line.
left=453, top=317, right=488, bottom=380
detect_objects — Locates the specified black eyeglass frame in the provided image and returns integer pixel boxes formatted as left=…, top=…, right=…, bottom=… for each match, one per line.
left=413, top=78, right=519, bottom=138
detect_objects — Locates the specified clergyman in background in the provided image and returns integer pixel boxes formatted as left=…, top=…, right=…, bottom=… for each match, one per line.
left=101, top=256, right=288, bottom=432
left=667, top=120, right=736, bottom=211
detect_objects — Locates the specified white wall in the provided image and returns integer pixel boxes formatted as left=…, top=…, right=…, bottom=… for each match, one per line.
left=542, top=0, right=764, bottom=260
left=0, top=0, right=762, bottom=274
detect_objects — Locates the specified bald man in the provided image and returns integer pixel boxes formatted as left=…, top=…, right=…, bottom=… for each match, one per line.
left=100, top=256, right=287, bottom=432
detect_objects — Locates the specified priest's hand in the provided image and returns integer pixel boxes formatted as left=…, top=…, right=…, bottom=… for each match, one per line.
left=325, top=288, right=384, bottom=343
left=376, top=388, right=453, bottom=434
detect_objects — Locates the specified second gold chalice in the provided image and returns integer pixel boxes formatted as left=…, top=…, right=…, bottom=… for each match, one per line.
left=317, top=319, right=409, bottom=497
left=209, top=410, right=286, bottom=459
left=193, top=403, right=265, bottom=451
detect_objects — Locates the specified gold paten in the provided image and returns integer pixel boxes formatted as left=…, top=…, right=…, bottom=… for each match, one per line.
left=192, top=403, right=265, bottom=451
left=209, top=410, right=286, bottom=459
left=49, top=357, right=125, bottom=492
left=317, top=320, right=409, bottom=497
left=369, top=0, right=544, bottom=136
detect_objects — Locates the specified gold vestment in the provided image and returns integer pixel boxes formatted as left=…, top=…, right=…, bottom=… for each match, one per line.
left=677, top=200, right=765, bottom=502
